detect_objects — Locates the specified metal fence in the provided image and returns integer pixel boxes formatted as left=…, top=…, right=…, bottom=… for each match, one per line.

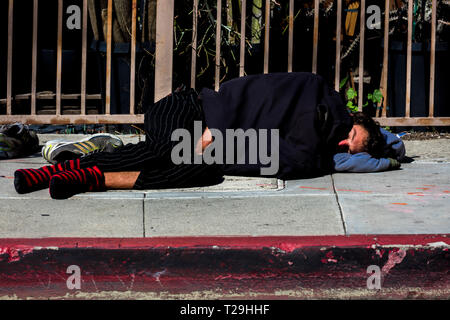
left=0, top=0, right=449, bottom=126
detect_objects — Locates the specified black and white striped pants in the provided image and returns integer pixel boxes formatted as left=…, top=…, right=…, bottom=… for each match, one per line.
left=78, top=89, right=223, bottom=189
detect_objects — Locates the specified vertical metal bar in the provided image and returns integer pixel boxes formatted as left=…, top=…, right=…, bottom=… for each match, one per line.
left=381, top=0, right=389, bottom=117
left=6, top=0, right=14, bottom=115
left=105, top=0, right=113, bottom=114
left=155, top=0, right=174, bottom=101
left=263, top=0, right=270, bottom=74
left=312, top=0, right=319, bottom=74
left=31, top=0, right=38, bottom=115
left=56, top=0, right=63, bottom=116
left=405, top=0, right=413, bottom=118
left=81, top=0, right=88, bottom=115
left=288, top=0, right=294, bottom=72
left=335, top=0, right=342, bottom=91
left=357, top=0, right=365, bottom=111
left=215, top=0, right=222, bottom=90
left=129, top=0, right=137, bottom=114
left=428, top=0, right=436, bottom=118
left=239, top=0, right=246, bottom=77
left=191, top=0, right=199, bottom=88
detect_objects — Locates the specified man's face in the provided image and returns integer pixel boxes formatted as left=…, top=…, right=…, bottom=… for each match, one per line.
left=338, top=124, right=369, bottom=154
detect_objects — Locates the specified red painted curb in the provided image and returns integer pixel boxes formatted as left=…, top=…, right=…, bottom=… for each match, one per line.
left=0, top=235, right=448, bottom=298
left=1, top=234, right=448, bottom=252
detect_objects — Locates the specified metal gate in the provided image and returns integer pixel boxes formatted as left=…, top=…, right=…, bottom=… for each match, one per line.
left=0, top=0, right=449, bottom=126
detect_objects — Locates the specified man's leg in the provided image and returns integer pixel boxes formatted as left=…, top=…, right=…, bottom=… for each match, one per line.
left=13, top=140, right=151, bottom=194
left=48, top=162, right=223, bottom=199
left=104, top=171, right=140, bottom=189
left=20, top=90, right=215, bottom=198
left=49, top=168, right=140, bottom=199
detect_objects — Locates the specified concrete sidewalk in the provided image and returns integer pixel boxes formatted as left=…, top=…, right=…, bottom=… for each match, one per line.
left=0, top=135, right=449, bottom=237
left=0, top=135, right=449, bottom=299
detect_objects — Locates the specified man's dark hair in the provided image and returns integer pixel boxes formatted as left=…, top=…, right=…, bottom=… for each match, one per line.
left=351, top=112, right=386, bottom=158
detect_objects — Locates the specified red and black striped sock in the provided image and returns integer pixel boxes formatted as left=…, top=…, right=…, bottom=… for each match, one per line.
left=49, top=166, right=105, bottom=199
left=14, top=159, right=81, bottom=194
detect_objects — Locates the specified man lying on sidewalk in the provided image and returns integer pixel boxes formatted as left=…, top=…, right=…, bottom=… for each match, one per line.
left=13, top=72, right=405, bottom=199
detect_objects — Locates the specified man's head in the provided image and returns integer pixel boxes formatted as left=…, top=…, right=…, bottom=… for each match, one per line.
left=338, top=112, right=386, bottom=158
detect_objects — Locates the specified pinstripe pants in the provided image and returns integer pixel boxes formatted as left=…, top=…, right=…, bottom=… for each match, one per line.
left=78, top=90, right=223, bottom=189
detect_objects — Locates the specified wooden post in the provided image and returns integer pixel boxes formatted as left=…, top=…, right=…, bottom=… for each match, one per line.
left=7, top=0, right=14, bottom=115
left=105, top=0, right=113, bottom=114
left=81, top=0, right=88, bottom=115
left=129, top=0, right=137, bottom=114
left=335, top=0, right=342, bottom=91
left=288, top=0, right=294, bottom=72
left=215, top=0, right=222, bottom=90
left=405, top=0, right=413, bottom=118
left=155, top=0, right=174, bottom=101
left=263, top=0, right=270, bottom=74
left=56, top=0, right=63, bottom=115
left=357, top=0, right=365, bottom=111
left=31, top=0, right=39, bottom=115
left=428, top=0, right=436, bottom=118
left=239, top=0, right=247, bottom=77
left=312, top=0, right=319, bottom=74
left=191, top=0, right=199, bottom=88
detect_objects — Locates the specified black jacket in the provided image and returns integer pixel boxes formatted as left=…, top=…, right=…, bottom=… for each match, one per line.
left=200, top=72, right=353, bottom=179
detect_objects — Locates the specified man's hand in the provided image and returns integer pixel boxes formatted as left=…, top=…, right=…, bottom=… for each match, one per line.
left=388, top=158, right=401, bottom=170
left=195, top=127, right=213, bottom=155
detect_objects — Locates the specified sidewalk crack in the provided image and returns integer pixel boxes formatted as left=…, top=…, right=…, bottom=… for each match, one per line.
left=331, top=174, right=347, bottom=235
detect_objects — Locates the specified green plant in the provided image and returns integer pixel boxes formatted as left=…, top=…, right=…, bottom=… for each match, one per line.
left=368, top=89, right=383, bottom=109
left=346, top=87, right=359, bottom=113
left=345, top=88, right=383, bottom=113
